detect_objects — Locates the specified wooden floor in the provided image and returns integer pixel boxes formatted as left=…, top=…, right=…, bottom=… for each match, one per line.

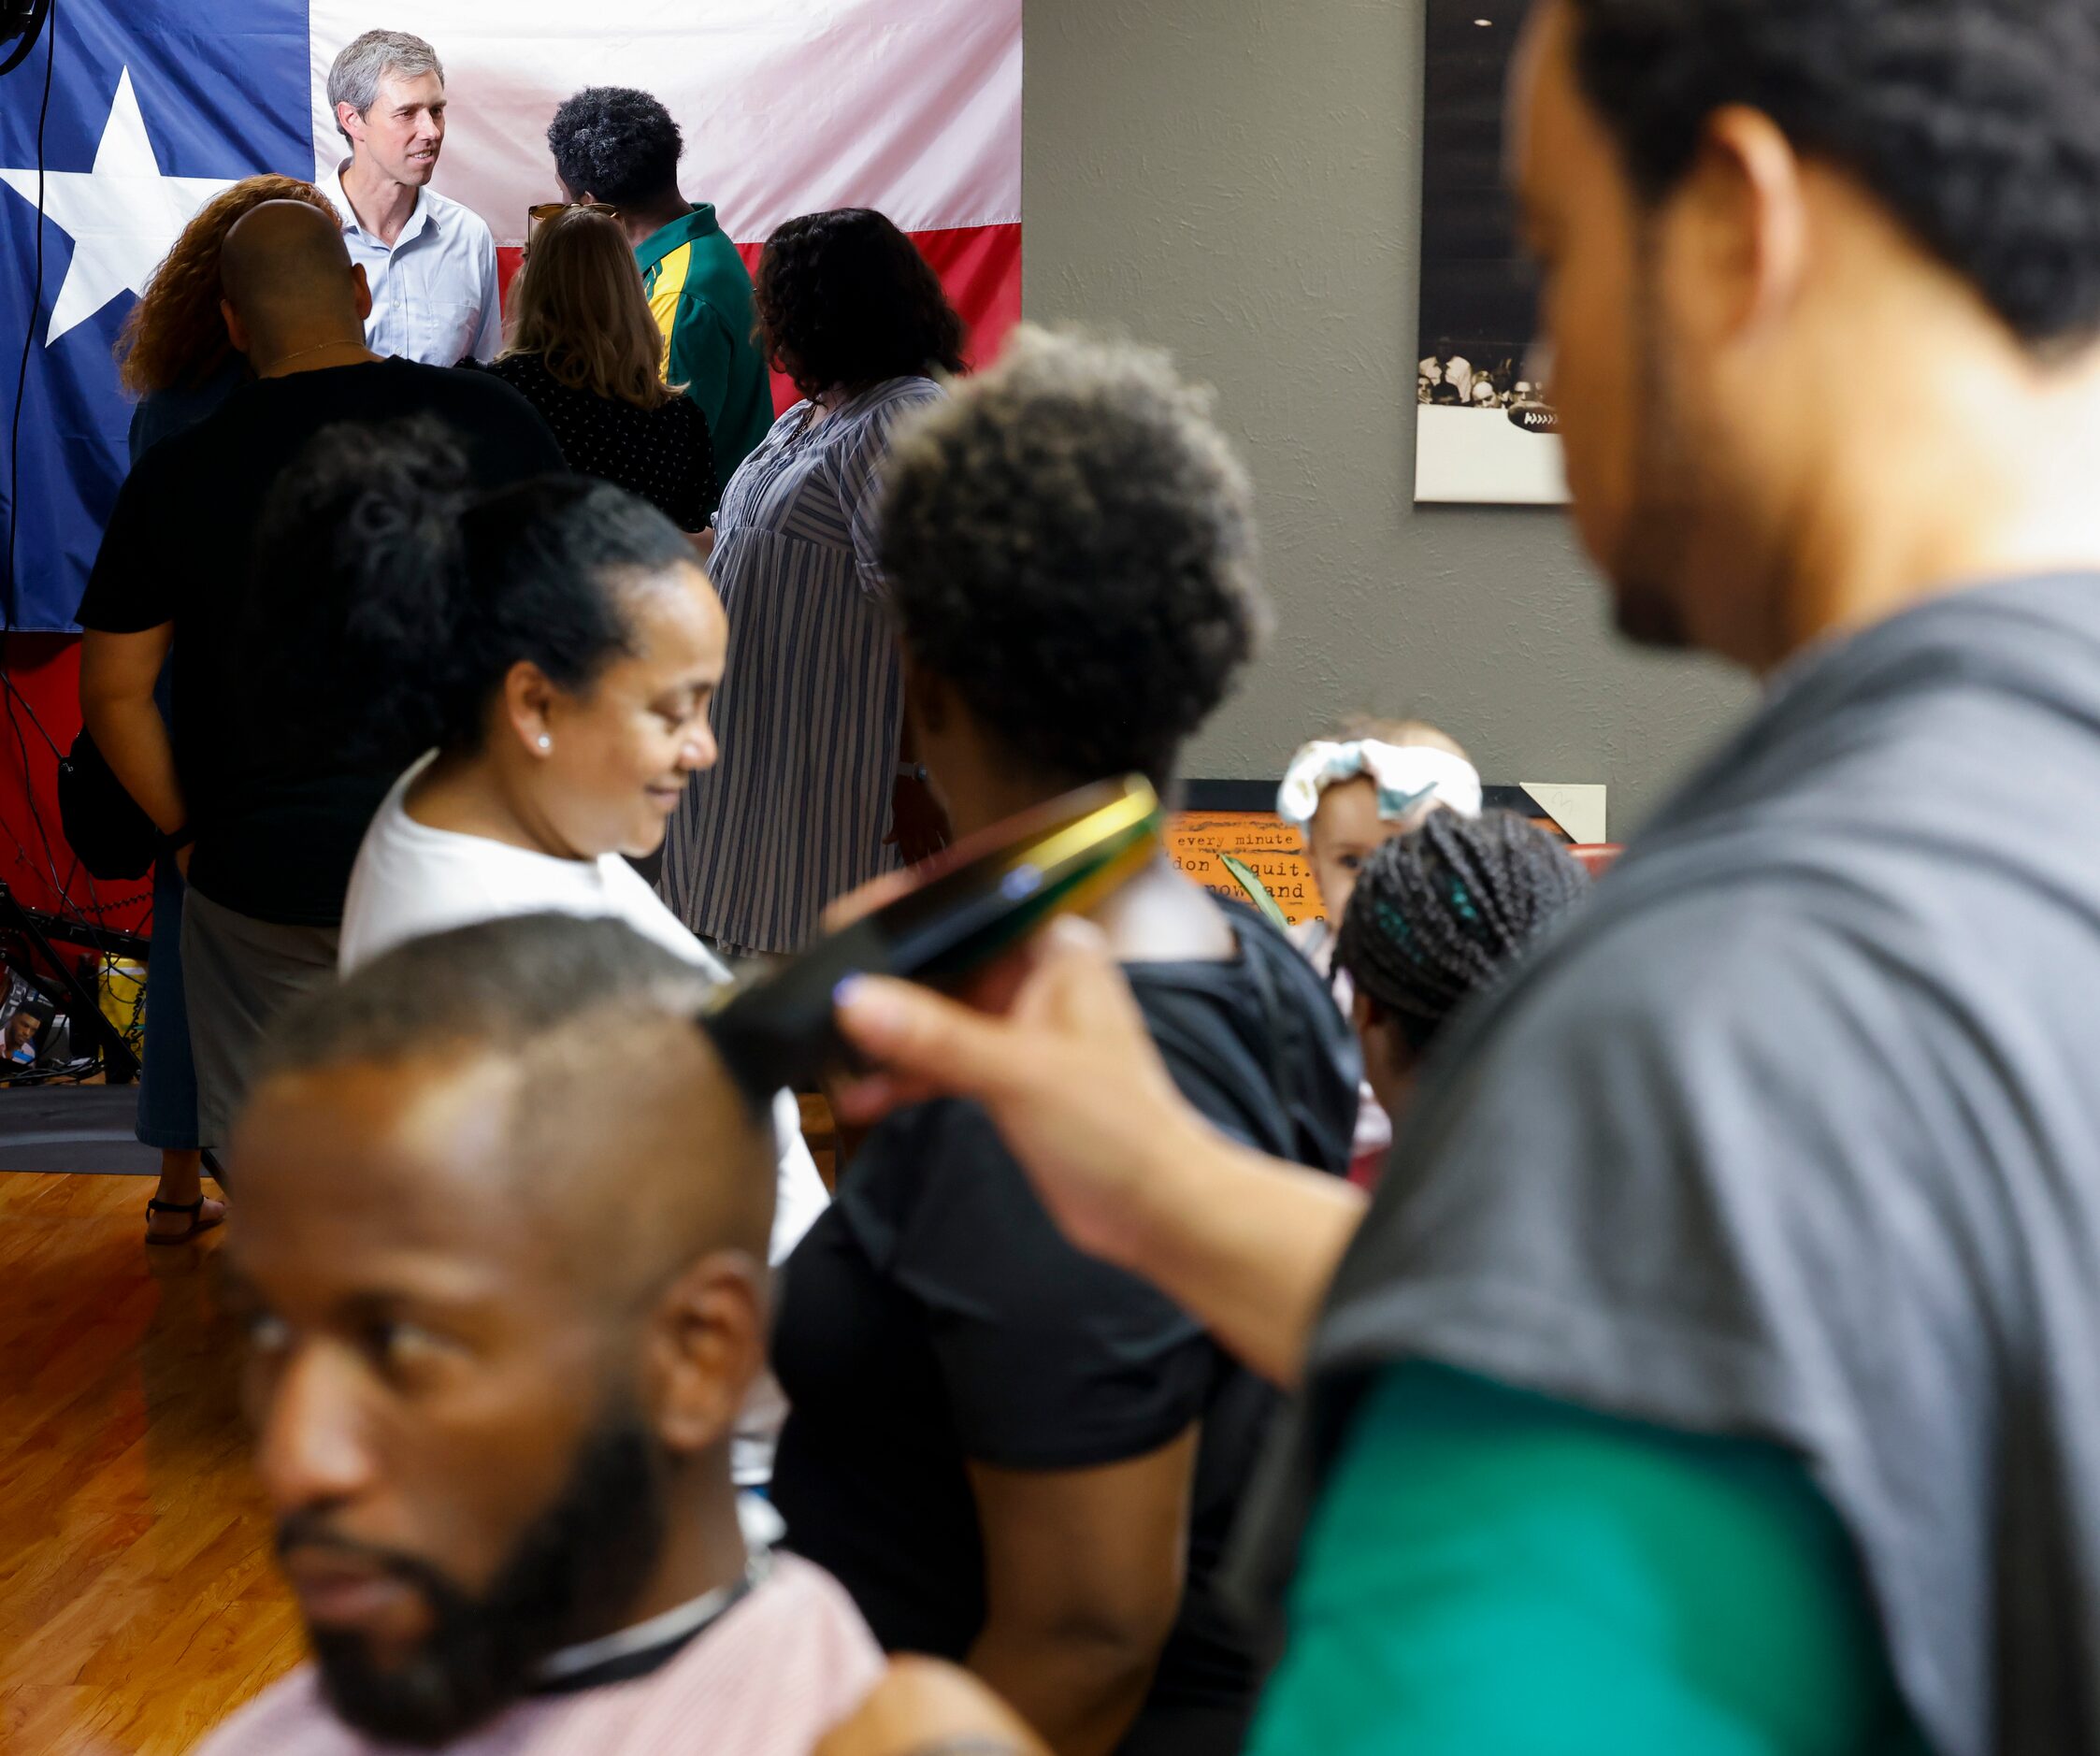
left=0, top=1092, right=841, bottom=1755
left=0, top=1173, right=301, bottom=1755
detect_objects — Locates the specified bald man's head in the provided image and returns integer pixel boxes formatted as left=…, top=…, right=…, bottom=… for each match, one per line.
left=220, top=198, right=369, bottom=363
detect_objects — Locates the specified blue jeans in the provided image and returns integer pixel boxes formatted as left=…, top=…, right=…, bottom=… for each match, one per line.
left=136, top=844, right=202, bottom=1151
left=136, top=664, right=200, bottom=1153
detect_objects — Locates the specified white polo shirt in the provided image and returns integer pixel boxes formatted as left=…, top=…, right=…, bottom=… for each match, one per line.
left=323, top=157, right=501, bottom=366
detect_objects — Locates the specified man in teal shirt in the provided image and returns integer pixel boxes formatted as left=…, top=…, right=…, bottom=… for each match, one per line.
left=547, top=87, right=774, bottom=492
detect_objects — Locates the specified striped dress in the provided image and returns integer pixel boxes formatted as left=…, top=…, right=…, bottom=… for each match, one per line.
left=661, top=377, right=944, bottom=957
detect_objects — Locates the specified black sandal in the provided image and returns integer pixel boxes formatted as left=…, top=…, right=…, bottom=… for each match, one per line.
left=145, top=1196, right=224, bottom=1246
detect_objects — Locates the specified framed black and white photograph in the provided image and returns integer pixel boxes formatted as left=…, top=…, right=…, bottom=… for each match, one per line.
left=1415, top=3, right=1567, bottom=505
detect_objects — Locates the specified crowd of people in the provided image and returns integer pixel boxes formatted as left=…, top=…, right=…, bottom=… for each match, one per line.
left=61, top=0, right=2100, bottom=1750
left=1417, top=341, right=1544, bottom=409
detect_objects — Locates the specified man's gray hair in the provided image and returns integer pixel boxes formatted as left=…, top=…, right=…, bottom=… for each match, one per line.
left=327, top=29, right=445, bottom=143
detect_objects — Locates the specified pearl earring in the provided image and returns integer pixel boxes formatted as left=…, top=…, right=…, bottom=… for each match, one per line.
left=537, top=735, right=553, bottom=752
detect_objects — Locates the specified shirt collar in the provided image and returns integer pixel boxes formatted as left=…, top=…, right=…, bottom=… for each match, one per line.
left=327, top=155, right=436, bottom=246
left=322, top=157, right=352, bottom=229
left=633, top=203, right=720, bottom=273
left=534, top=1549, right=768, bottom=1692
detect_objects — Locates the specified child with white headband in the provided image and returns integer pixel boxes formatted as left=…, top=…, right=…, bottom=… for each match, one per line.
left=1276, top=717, right=1484, bottom=1181
left=1277, top=717, right=1485, bottom=973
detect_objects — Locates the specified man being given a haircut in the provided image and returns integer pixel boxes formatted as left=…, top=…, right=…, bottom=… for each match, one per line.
left=547, top=87, right=772, bottom=491
left=194, top=914, right=884, bottom=1752
left=77, top=202, right=563, bottom=1172
left=323, top=29, right=501, bottom=365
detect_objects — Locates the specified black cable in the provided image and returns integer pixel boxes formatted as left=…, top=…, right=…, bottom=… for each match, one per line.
left=0, top=642, right=65, bottom=900
left=0, top=3, right=67, bottom=910
left=2, top=649, right=118, bottom=924
left=0, top=660, right=56, bottom=755
left=0, top=0, right=149, bottom=1106
left=0, top=647, right=68, bottom=900
left=0, top=0, right=182, bottom=1093
left=0, top=783, right=56, bottom=887
left=0, top=0, right=126, bottom=946
left=0, top=0, right=54, bottom=79
left=5, top=0, right=54, bottom=631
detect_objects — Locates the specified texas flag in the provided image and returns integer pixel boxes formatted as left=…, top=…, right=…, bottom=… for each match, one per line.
left=0, top=0, right=1021, bottom=633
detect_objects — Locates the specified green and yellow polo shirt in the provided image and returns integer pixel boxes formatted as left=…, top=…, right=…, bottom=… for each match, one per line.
left=636, top=204, right=774, bottom=493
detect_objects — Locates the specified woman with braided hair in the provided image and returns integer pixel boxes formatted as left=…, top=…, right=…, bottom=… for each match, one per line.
left=1333, top=809, right=1589, bottom=1128
left=1276, top=716, right=1485, bottom=1180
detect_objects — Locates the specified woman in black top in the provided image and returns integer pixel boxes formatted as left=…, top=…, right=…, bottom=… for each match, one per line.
left=770, top=330, right=1360, bottom=1756
left=461, top=206, right=717, bottom=530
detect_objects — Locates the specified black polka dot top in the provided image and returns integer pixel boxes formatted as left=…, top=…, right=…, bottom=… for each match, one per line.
left=460, top=352, right=719, bottom=531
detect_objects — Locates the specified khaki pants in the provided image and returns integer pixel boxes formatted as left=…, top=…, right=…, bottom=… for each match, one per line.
left=181, top=888, right=338, bottom=1150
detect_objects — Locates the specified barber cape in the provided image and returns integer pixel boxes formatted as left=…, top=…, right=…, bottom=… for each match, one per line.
left=1238, top=574, right=2100, bottom=1756
left=193, top=1555, right=882, bottom=1755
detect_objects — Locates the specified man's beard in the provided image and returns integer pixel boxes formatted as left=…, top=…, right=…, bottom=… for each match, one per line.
left=281, top=1411, right=668, bottom=1749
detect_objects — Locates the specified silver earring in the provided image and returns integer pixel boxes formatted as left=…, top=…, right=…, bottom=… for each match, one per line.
left=537, top=735, right=553, bottom=752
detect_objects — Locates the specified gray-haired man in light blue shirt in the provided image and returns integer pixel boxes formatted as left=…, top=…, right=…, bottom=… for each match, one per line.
left=322, top=29, right=500, bottom=366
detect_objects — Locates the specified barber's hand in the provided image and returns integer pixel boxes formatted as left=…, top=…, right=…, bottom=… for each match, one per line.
left=885, top=773, right=952, bottom=867
left=832, top=917, right=1209, bottom=1274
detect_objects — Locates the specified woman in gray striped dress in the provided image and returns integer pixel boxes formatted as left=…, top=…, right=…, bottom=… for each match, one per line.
left=659, top=209, right=965, bottom=957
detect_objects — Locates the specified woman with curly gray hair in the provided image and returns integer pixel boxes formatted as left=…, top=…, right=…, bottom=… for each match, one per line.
left=770, top=329, right=1363, bottom=1756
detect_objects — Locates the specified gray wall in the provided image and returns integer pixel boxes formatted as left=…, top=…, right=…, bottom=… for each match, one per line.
left=1019, top=0, right=1751, bottom=833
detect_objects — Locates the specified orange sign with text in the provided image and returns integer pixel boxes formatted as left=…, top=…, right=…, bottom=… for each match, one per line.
left=1166, top=812, right=1323, bottom=928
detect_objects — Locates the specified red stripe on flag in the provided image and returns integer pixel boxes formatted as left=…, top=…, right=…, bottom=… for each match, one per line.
left=1, top=636, right=154, bottom=930
left=496, top=222, right=1020, bottom=415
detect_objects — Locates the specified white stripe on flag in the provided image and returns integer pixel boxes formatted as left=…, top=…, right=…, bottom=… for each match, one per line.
left=308, top=0, right=1021, bottom=246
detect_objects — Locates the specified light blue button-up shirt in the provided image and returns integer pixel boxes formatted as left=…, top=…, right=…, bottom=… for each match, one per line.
left=323, top=158, right=502, bottom=367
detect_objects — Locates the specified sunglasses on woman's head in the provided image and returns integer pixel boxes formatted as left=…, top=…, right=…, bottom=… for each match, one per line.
left=525, top=200, right=621, bottom=239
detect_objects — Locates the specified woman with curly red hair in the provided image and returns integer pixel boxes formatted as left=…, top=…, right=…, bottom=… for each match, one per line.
left=116, top=174, right=340, bottom=464
left=112, top=173, right=337, bottom=1244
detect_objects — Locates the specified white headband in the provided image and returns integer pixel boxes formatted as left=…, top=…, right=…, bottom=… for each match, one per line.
left=1277, top=739, right=1484, bottom=828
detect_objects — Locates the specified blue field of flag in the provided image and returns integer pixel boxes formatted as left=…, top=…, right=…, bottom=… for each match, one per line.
left=0, top=0, right=310, bottom=630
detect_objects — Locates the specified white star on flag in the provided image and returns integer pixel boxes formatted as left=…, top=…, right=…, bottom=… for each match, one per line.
left=0, top=67, right=234, bottom=347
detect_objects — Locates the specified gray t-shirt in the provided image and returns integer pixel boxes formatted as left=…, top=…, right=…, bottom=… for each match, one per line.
left=1257, top=575, right=2100, bottom=1756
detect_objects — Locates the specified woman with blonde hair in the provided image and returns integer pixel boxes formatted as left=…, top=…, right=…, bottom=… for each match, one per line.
left=111, top=173, right=339, bottom=1243
left=462, top=205, right=717, bottom=530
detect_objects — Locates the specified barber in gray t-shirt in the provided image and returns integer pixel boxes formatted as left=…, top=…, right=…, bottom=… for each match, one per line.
left=819, top=2, right=2100, bottom=1752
